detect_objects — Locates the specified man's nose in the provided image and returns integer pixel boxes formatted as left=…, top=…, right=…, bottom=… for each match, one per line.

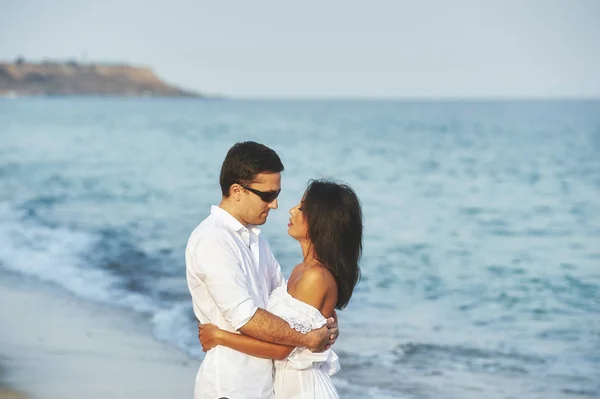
left=268, top=199, right=278, bottom=209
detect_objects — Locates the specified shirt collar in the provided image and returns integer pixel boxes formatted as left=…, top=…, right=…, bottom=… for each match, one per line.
left=210, top=205, right=261, bottom=236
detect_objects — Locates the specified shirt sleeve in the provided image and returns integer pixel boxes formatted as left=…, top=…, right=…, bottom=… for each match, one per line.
left=190, top=233, right=258, bottom=330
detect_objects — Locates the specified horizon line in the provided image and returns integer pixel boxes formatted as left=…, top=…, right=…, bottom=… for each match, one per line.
left=2, top=93, right=600, bottom=101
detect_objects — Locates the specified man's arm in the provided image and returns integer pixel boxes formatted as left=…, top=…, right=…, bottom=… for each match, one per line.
left=239, top=308, right=334, bottom=352
left=191, top=233, right=334, bottom=351
left=240, top=266, right=341, bottom=351
left=240, top=268, right=340, bottom=351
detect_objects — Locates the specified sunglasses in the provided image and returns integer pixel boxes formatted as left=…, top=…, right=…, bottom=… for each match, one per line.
left=239, top=183, right=281, bottom=203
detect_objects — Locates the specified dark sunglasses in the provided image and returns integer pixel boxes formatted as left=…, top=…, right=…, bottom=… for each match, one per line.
left=238, top=183, right=280, bottom=203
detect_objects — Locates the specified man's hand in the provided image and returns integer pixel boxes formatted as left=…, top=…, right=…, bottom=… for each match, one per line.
left=305, top=314, right=339, bottom=353
left=324, top=310, right=339, bottom=350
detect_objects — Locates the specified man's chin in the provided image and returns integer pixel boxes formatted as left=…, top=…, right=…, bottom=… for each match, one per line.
left=253, top=215, right=268, bottom=225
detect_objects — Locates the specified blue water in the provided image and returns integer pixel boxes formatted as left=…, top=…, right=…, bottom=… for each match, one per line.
left=1, top=98, right=599, bottom=398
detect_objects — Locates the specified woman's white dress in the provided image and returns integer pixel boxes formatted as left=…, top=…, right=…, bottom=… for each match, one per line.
left=266, top=286, right=341, bottom=399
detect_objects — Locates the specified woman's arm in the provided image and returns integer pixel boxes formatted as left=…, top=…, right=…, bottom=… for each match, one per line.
left=199, top=324, right=294, bottom=360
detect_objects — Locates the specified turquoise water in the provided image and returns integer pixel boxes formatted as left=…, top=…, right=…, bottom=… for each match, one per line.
left=1, top=98, right=599, bottom=398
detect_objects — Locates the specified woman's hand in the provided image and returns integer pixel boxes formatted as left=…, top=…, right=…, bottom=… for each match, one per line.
left=198, top=323, right=223, bottom=352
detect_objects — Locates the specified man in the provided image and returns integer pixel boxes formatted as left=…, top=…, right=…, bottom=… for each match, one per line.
left=186, top=141, right=338, bottom=399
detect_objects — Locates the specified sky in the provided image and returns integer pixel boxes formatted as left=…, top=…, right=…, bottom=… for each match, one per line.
left=1, top=0, right=599, bottom=98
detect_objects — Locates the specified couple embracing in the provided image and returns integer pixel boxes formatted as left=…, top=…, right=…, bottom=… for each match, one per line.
left=186, top=141, right=363, bottom=399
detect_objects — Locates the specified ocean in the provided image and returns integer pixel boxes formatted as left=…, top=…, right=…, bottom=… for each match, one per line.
left=1, top=98, right=599, bottom=398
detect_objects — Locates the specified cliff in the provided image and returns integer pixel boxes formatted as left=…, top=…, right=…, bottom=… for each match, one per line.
left=0, top=61, right=201, bottom=97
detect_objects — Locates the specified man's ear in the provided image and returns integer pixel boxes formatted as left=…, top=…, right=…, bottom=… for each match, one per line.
left=230, top=183, right=243, bottom=201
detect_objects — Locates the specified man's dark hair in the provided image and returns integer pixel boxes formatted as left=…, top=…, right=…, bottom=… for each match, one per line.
left=303, top=179, right=363, bottom=309
left=220, top=141, right=284, bottom=197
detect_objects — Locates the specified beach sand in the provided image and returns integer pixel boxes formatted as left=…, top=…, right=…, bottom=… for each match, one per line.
left=0, top=271, right=199, bottom=399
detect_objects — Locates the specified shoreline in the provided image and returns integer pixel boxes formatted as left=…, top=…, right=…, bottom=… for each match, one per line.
left=0, top=270, right=198, bottom=399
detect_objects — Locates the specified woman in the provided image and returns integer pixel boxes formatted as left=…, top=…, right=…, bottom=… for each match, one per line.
left=199, top=179, right=363, bottom=399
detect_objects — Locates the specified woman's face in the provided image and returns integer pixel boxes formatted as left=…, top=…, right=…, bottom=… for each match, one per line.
left=287, top=199, right=309, bottom=241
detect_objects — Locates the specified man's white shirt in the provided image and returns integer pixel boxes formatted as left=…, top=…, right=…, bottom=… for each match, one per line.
left=186, top=205, right=285, bottom=399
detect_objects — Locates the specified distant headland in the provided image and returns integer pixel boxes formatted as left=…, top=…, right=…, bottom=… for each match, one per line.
left=0, top=57, right=203, bottom=97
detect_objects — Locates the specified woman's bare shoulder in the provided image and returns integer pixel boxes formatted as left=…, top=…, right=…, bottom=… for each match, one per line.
left=288, top=264, right=336, bottom=313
